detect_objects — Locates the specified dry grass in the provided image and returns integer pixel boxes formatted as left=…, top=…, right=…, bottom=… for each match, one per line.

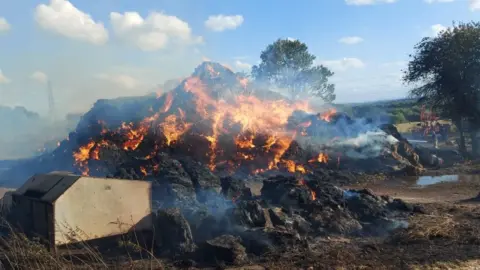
left=0, top=220, right=165, bottom=270
left=392, top=214, right=458, bottom=244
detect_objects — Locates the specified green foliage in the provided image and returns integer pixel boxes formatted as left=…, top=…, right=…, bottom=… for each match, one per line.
left=404, top=21, right=480, bottom=123
left=391, top=112, right=407, bottom=124
left=252, top=38, right=335, bottom=102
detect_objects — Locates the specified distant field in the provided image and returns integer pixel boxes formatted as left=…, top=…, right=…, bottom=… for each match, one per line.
left=396, top=120, right=453, bottom=133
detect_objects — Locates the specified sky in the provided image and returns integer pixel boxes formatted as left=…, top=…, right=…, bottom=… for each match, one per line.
left=0, top=0, right=479, bottom=116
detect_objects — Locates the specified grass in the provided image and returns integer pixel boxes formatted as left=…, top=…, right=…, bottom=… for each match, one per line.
left=0, top=217, right=165, bottom=270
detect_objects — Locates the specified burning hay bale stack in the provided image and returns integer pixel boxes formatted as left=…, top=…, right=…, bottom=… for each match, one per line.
left=0, top=61, right=430, bottom=187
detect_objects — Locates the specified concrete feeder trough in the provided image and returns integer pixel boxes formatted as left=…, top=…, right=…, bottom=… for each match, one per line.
left=9, top=171, right=152, bottom=251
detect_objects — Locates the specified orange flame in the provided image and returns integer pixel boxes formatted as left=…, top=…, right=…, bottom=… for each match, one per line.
left=297, top=178, right=316, bottom=200
left=73, top=64, right=315, bottom=175
left=309, top=153, right=328, bottom=163
left=319, top=109, right=336, bottom=122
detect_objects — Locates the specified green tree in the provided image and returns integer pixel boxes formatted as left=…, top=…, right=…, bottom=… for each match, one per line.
left=251, top=39, right=336, bottom=102
left=403, top=21, right=480, bottom=155
left=391, top=112, right=407, bottom=124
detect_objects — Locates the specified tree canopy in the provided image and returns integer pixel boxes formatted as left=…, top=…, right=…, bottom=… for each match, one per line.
left=403, top=21, right=480, bottom=154
left=251, top=39, right=336, bottom=102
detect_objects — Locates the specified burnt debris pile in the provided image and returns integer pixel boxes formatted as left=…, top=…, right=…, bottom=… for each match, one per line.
left=143, top=154, right=423, bottom=266
left=0, top=61, right=431, bottom=186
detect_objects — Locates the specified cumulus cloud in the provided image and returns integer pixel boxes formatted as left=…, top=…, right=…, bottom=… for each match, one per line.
left=0, top=17, right=11, bottom=32
left=0, top=70, right=10, bottom=84
left=471, top=0, right=480, bottom=10
left=320, top=58, right=365, bottom=72
left=431, top=24, right=447, bottom=36
left=205, top=15, right=244, bottom=32
left=234, top=60, right=252, bottom=70
left=345, top=0, right=397, bottom=5
left=31, top=71, right=48, bottom=84
left=110, top=11, right=203, bottom=51
left=95, top=73, right=140, bottom=89
left=338, top=36, right=364, bottom=45
left=34, top=0, right=108, bottom=45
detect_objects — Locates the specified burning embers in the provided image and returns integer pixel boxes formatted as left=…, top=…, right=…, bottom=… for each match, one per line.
left=72, top=63, right=336, bottom=177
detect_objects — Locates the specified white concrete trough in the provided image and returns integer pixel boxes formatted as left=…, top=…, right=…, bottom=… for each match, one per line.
left=9, top=171, right=152, bottom=250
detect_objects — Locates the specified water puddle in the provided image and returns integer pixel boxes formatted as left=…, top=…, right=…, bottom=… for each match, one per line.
left=416, top=175, right=459, bottom=186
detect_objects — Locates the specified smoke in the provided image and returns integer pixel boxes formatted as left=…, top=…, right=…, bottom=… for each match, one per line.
left=0, top=106, right=78, bottom=160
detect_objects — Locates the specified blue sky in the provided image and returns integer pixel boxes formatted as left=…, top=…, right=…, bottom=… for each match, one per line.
left=0, top=0, right=479, bottom=115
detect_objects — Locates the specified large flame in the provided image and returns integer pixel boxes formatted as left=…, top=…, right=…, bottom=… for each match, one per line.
left=72, top=64, right=336, bottom=176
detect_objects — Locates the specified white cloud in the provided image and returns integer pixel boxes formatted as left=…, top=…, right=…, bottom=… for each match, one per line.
left=110, top=11, right=203, bottom=51
left=319, top=58, right=366, bottom=72
left=471, top=0, right=480, bottom=10
left=34, top=0, right=108, bottom=45
left=425, top=0, right=455, bottom=3
left=345, top=0, right=397, bottom=5
left=0, top=17, right=11, bottom=32
left=205, top=15, right=244, bottom=32
left=234, top=60, right=252, bottom=71
left=95, top=73, right=139, bottom=89
left=31, top=71, right=48, bottom=84
left=338, top=36, right=364, bottom=45
left=0, top=70, right=10, bottom=84
left=431, top=24, right=447, bottom=36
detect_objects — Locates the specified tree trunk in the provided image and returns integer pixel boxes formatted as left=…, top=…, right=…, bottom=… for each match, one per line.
left=454, top=118, right=467, bottom=155
left=470, top=121, right=480, bottom=158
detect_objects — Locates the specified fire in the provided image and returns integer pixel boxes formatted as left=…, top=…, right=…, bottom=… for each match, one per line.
left=297, top=178, right=316, bottom=200
left=319, top=108, right=337, bottom=122
left=140, top=166, right=147, bottom=176
left=72, top=63, right=321, bottom=176
left=235, top=134, right=255, bottom=149
left=159, top=114, right=192, bottom=146
left=285, top=160, right=307, bottom=174
left=73, top=141, right=95, bottom=176
left=309, top=153, right=328, bottom=163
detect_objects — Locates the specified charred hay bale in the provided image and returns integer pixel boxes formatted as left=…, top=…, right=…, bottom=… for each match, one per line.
left=281, top=140, right=308, bottom=162
left=291, top=214, right=312, bottom=236
left=308, top=169, right=357, bottom=186
left=396, top=141, right=422, bottom=168
left=307, top=207, right=362, bottom=235
left=192, top=214, right=227, bottom=243
left=220, top=177, right=253, bottom=200
left=225, top=201, right=267, bottom=228
left=239, top=228, right=304, bottom=256
left=388, top=198, right=426, bottom=214
left=154, top=208, right=196, bottom=255
left=154, top=153, right=194, bottom=188
left=178, top=157, right=221, bottom=198
left=261, top=176, right=312, bottom=207
left=152, top=183, right=197, bottom=209
left=268, top=208, right=289, bottom=227
left=305, top=181, right=346, bottom=208
left=113, top=168, right=141, bottom=180
left=344, top=189, right=389, bottom=222
left=200, top=235, right=248, bottom=266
